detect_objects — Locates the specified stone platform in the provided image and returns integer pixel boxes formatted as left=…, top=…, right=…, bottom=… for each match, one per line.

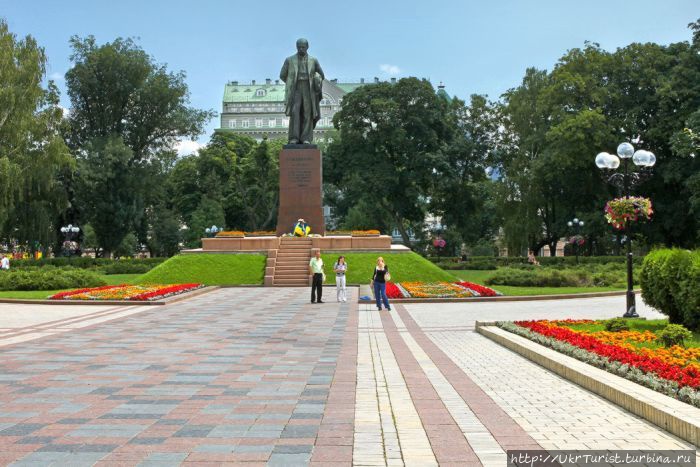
left=201, top=235, right=397, bottom=252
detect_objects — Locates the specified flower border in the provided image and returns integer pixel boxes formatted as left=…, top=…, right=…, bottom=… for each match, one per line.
left=497, top=321, right=700, bottom=408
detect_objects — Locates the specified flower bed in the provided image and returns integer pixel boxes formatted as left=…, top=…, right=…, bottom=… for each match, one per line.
left=455, top=281, right=501, bottom=297
left=49, top=283, right=204, bottom=301
left=215, top=231, right=244, bottom=238
left=401, top=281, right=475, bottom=298
left=379, top=281, right=501, bottom=299
left=498, top=319, right=700, bottom=407
left=352, top=230, right=380, bottom=237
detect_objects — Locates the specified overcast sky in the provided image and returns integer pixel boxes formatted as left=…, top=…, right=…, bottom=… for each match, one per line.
left=2, top=0, right=698, bottom=153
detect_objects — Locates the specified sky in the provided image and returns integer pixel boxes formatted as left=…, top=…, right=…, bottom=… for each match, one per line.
left=1, top=0, right=698, bottom=154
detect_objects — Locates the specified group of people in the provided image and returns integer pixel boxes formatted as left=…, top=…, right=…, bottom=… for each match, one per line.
left=308, top=251, right=391, bottom=311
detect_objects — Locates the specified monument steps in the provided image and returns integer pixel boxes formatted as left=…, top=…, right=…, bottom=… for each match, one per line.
left=272, top=237, right=313, bottom=286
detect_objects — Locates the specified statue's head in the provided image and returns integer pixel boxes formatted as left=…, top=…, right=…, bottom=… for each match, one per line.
left=296, top=38, right=309, bottom=56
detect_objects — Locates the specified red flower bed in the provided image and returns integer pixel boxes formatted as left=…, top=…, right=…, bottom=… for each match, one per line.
left=455, top=281, right=499, bottom=297
left=385, top=282, right=404, bottom=299
left=128, top=283, right=202, bottom=301
left=49, top=285, right=120, bottom=300
left=516, top=320, right=700, bottom=389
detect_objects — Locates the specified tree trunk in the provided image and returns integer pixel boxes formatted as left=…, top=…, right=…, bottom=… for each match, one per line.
left=393, top=217, right=411, bottom=247
left=548, top=241, right=557, bottom=257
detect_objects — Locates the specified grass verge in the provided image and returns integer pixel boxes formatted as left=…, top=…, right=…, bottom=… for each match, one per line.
left=323, top=252, right=457, bottom=285
left=136, top=254, right=266, bottom=286
left=452, top=270, right=623, bottom=296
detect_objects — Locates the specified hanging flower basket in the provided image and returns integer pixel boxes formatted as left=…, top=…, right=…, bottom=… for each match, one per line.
left=604, top=197, right=653, bottom=230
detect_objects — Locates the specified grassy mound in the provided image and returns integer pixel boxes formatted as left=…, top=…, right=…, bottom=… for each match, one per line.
left=322, top=252, right=456, bottom=285
left=137, top=254, right=266, bottom=286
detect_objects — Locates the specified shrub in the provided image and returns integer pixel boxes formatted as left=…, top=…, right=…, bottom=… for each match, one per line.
left=658, top=324, right=693, bottom=348
left=485, top=268, right=588, bottom=287
left=0, top=267, right=106, bottom=291
left=679, top=251, right=700, bottom=330
left=640, top=249, right=692, bottom=325
left=604, top=318, right=630, bottom=332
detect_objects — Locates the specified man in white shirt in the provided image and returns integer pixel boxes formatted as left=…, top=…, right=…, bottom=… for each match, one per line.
left=0, top=254, right=10, bottom=271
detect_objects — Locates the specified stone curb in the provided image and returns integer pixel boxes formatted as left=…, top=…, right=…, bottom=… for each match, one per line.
left=357, top=289, right=637, bottom=304
left=0, top=286, right=219, bottom=306
left=475, top=322, right=700, bottom=447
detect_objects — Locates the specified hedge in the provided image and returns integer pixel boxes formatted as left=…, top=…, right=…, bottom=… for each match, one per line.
left=10, top=257, right=166, bottom=271
left=0, top=267, right=106, bottom=291
left=428, top=255, right=643, bottom=268
left=641, top=249, right=700, bottom=329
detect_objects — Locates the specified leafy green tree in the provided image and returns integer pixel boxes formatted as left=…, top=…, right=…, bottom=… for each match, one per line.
left=431, top=95, right=500, bottom=245
left=325, top=78, right=453, bottom=245
left=185, top=197, right=226, bottom=248
left=147, top=208, right=182, bottom=257
left=227, top=138, right=280, bottom=231
left=65, top=36, right=214, bottom=256
left=0, top=20, right=73, bottom=249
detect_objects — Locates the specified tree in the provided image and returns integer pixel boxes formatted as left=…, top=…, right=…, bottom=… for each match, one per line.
left=65, top=36, right=214, bottom=256
left=0, top=19, right=73, bottom=250
left=431, top=95, right=500, bottom=246
left=325, top=78, right=453, bottom=245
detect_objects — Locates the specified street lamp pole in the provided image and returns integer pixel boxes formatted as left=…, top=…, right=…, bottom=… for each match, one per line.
left=595, top=142, right=656, bottom=318
left=567, top=218, right=584, bottom=265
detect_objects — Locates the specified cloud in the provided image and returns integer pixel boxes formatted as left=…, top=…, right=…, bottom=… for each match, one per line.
left=175, top=139, right=203, bottom=156
left=379, top=64, right=401, bottom=75
left=58, top=105, right=70, bottom=118
left=49, top=72, right=64, bottom=82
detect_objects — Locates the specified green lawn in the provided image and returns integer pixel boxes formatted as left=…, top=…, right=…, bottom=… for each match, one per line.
left=324, top=252, right=457, bottom=285
left=136, top=253, right=266, bottom=285
left=452, top=270, right=624, bottom=296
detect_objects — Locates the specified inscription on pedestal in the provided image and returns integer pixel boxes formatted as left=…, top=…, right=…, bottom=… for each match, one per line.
left=276, top=147, right=325, bottom=236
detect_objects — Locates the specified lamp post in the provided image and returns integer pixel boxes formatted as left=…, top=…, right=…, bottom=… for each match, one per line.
left=567, top=218, right=584, bottom=264
left=59, top=224, right=80, bottom=257
left=204, top=225, right=221, bottom=238
left=595, top=142, right=656, bottom=318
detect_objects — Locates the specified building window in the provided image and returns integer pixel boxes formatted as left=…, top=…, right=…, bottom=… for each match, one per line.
left=255, top=119, right=263, bottom=128
left=268, top=119, right=276, bottom=128
left=242, top=120, right=250, bottom=128
left=256, top=89, right=266, bottom=97
left=283, top=119, right=289, bottom=127
left=228, top=120, right=237, bottom=128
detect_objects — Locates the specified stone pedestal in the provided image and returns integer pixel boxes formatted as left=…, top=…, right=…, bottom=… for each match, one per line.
left=276, top=145, right=325, bottom=236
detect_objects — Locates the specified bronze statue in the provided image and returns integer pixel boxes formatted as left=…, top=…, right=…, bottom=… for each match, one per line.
left=280, top=38, right=325, bottom=144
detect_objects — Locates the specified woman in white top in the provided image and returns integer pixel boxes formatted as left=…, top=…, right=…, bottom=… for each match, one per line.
left=333, top=256, right=348, bottom=302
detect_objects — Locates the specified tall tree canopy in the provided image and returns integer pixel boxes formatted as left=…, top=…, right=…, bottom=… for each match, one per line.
left=0, top=19, right=73, bottom=250
left=65, top=36, right=214, bottom=256
left=324, top=78, right=454, bottom=245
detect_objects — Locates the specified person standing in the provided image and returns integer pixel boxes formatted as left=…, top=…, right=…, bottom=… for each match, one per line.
left=279, top=38, right=325, bottom=144
left=334, top=256, right=348, bottom=302
left=0, top=254, right=9, bottom=271
left=309, top=250, right=325, bottom=303
left=371, top=256, right=391, bottom=311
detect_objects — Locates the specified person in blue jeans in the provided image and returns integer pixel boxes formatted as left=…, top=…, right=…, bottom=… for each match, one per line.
left=371, top=256, right=391, bottom=311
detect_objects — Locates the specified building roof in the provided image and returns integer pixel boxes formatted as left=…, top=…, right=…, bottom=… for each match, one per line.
left=223, top=83, right=286, bottom=103
left=222, top=79, right=449, bottom=103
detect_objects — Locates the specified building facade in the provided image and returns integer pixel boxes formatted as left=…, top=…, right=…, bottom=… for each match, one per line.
left=218, top=78, right=449, bottom=142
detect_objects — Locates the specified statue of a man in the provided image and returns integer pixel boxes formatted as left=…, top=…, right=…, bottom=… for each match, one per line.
left=280, top=38, right=325, bottom=144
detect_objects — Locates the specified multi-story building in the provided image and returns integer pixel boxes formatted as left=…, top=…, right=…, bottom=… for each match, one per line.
left=218, top=78, right=450, bottom=142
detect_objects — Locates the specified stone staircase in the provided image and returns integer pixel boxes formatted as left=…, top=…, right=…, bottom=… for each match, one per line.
left=272, top=237, right=312, bottom=286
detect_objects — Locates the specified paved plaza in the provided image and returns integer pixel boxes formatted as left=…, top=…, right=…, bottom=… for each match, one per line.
left=0, top=289, right=696, bottom=465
